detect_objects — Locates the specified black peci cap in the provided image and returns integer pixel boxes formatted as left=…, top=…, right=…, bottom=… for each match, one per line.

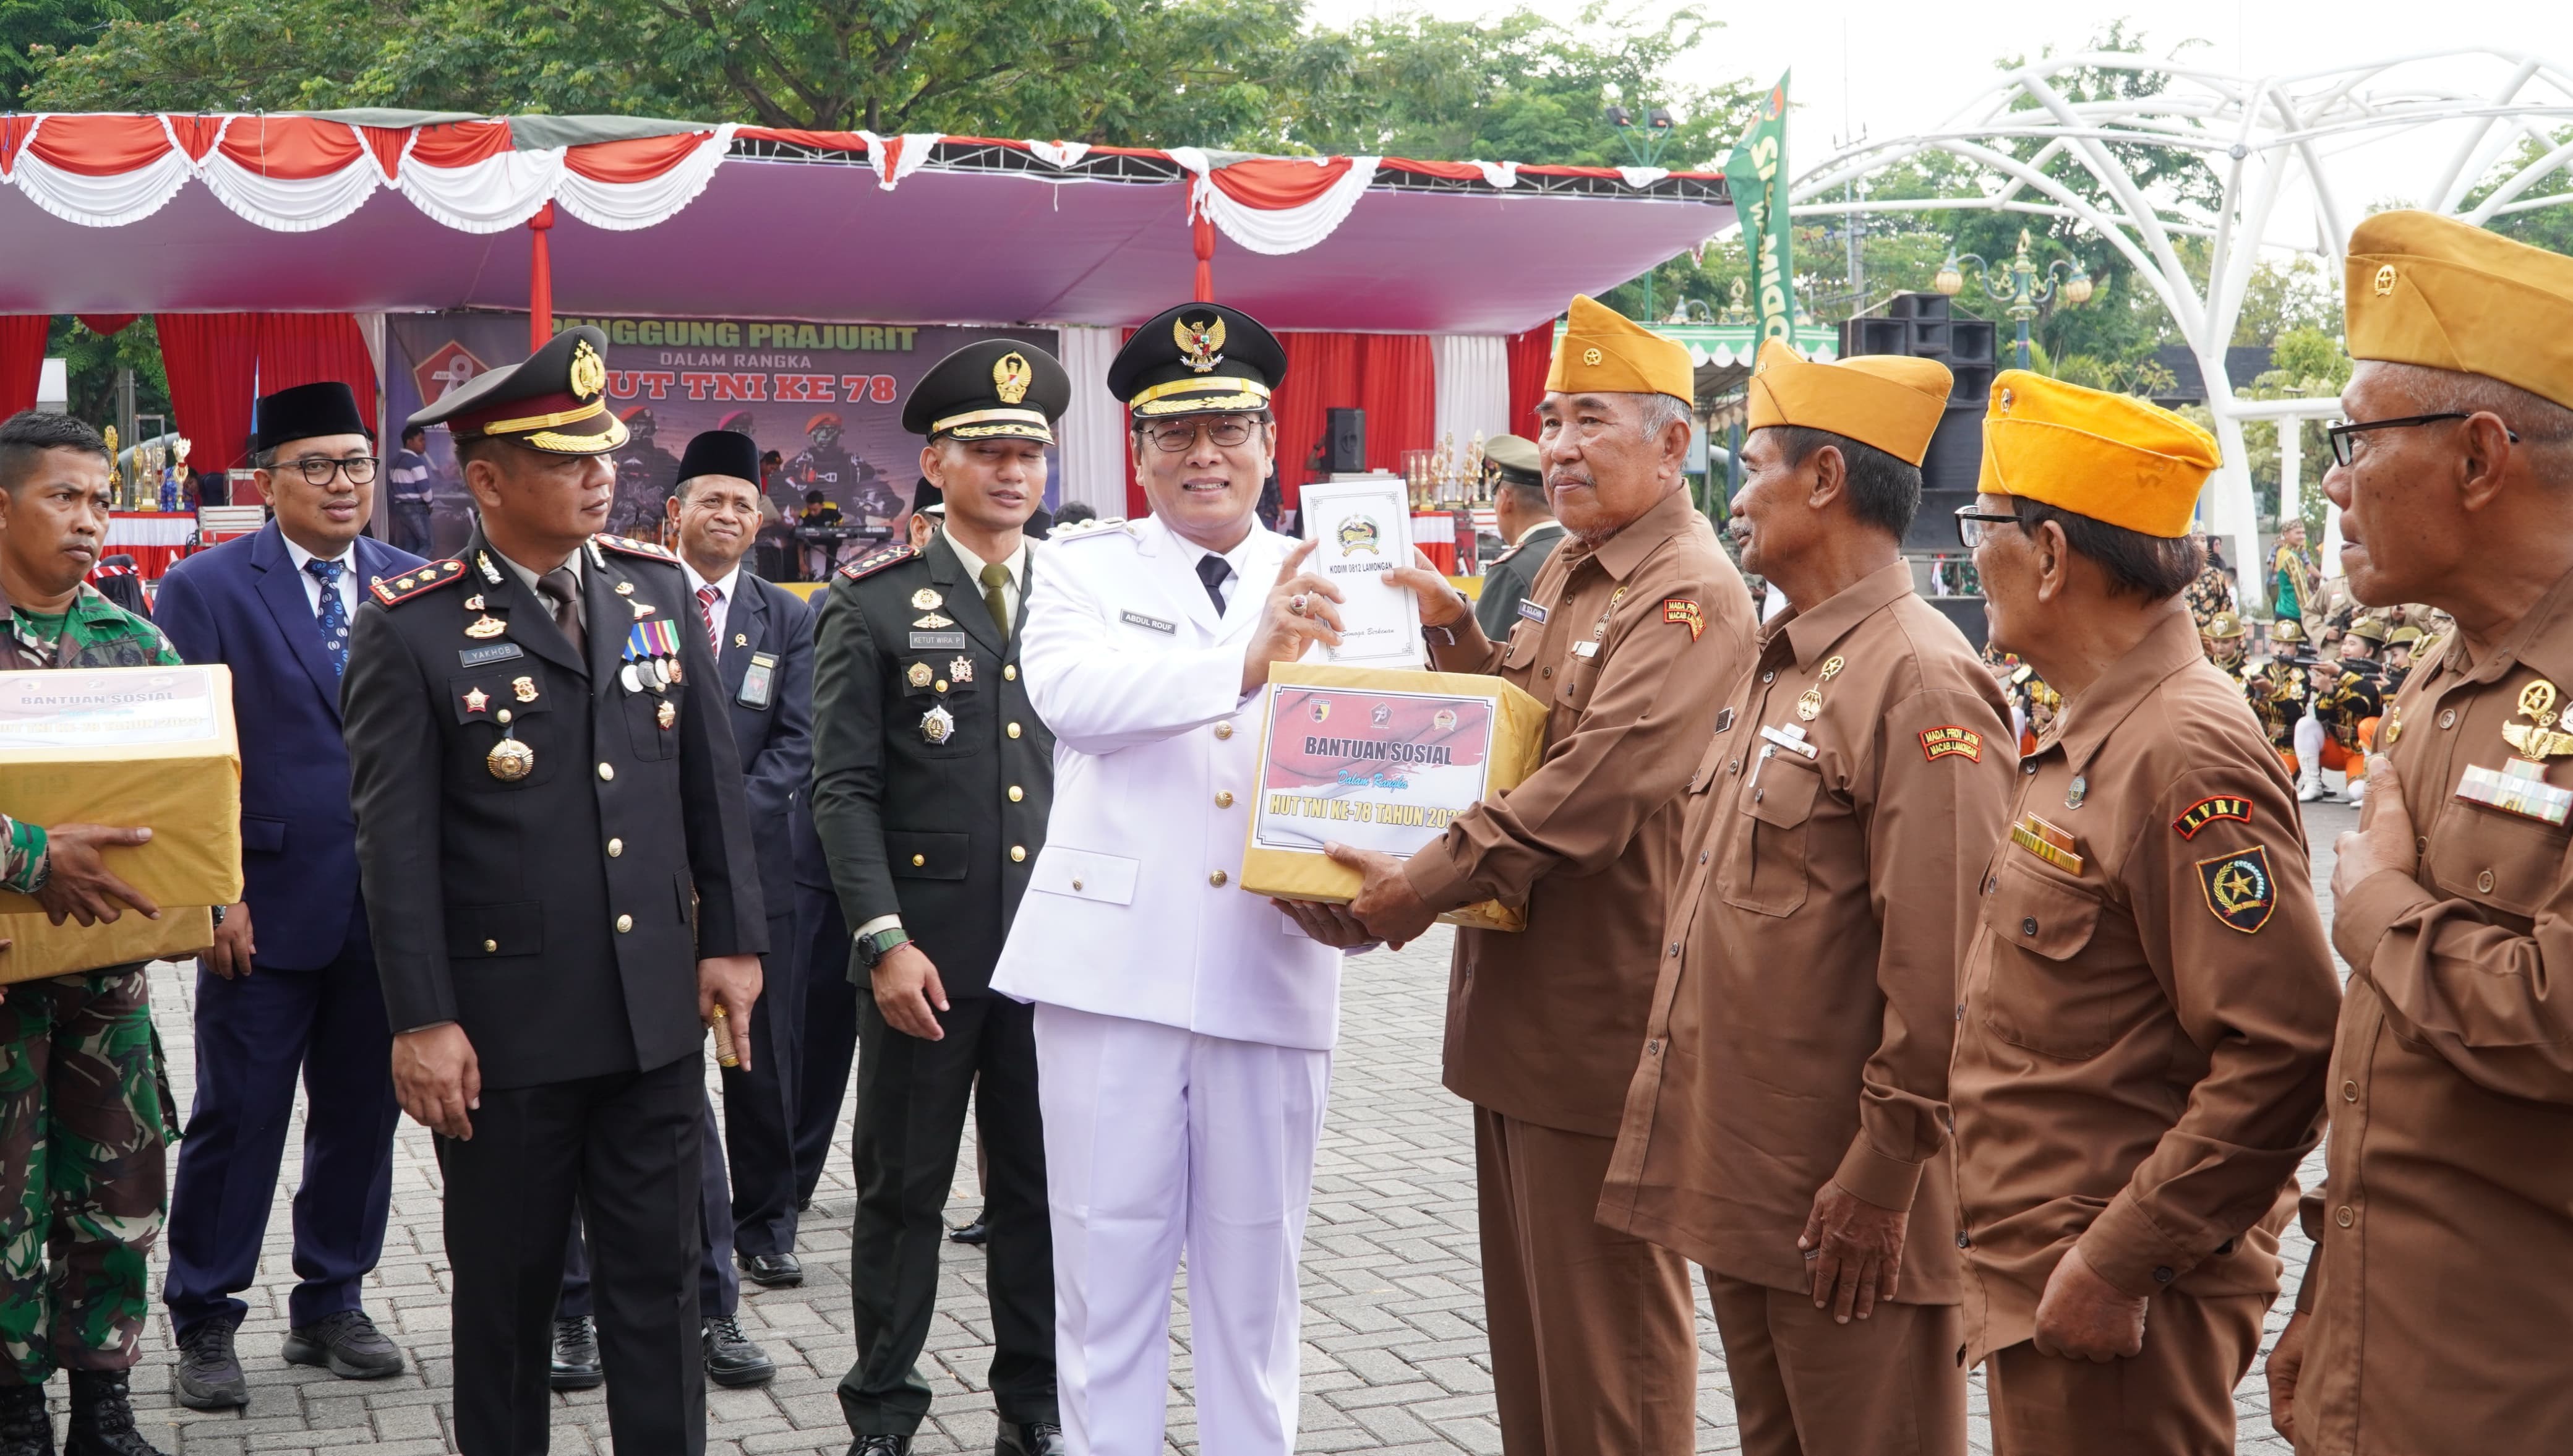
left=254, top=381, right=371, bottom=453
left=406, top=325, right=628, bottom=456
left=911, top=477, right=944, bottom=513
left=901, top=339, right=1071, bottom=444
left=676, top=429, right=761, bottom=486
left=1106, top=303, right=1288, bottom=420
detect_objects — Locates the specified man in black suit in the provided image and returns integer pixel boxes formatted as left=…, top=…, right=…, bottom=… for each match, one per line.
left=667, top=430, right=818, bottom=1288
left=1469, top=433, right=1565, bottom=640
left=810, top=340, right=1066, bottom=1456
left=343, top=326, right=765, bottom=1456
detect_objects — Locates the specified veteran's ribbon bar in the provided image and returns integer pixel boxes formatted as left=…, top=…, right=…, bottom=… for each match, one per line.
left=2456, top=758, right=2573, bottom=826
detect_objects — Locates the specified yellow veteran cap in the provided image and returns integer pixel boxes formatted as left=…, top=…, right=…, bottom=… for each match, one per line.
left=2345, top=210, right=2573, bottom=410
left=1546, top=295, right=1694, bottom=403
left=1977, top=370, right=2219, bottom=537
left=1745, top=339, right=1953, bottom=465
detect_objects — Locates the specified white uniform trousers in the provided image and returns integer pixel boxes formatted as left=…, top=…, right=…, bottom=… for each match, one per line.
left=1033, top=1001, right=1331, bottom=1456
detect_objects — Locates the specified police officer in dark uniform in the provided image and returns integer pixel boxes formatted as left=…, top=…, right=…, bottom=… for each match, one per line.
left=809, top=338, right=1067, bottom=1456
left=343, top=325, right=766, bottom=1456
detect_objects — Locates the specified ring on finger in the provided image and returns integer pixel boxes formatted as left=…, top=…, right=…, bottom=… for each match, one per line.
left=1288, top=593, right=1310, bottom=617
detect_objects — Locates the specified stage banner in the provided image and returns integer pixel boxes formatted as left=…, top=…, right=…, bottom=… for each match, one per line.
left=1725, top=72, right=1796, bottom=345
left=386, top=314, right=1061, bottom=563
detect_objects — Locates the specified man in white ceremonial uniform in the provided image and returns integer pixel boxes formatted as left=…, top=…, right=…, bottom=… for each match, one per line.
left=995, top=302, right=1368, bottom=1456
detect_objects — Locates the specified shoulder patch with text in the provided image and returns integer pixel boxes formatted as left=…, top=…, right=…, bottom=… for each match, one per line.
left=2196, top=844, right=2276, bottom=934
left=2172, top=795, right=2254, bottom=840
left=1918, top=726, right=1984, bottom=762
left=1663, top=597, right=1705, bottom=641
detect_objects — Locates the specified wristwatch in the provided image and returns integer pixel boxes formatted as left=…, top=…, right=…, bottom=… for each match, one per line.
left=854, top=924, right=911, bottom=970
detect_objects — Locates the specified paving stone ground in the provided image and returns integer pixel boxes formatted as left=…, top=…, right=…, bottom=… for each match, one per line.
left=93, top=801, right=2355, bottom=1454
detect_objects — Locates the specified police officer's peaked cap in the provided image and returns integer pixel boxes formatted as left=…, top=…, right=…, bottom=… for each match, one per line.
left=408, top=326, right=628, bottom=456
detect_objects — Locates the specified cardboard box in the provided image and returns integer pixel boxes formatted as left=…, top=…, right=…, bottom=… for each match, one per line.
left=0, top=905, right=213, bottom=984
left=0, top=665, right=242, bottom=974
left=1241, top=662, right=1548, bottom=931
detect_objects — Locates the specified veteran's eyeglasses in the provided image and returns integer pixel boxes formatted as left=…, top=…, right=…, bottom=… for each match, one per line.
left=2325, top=413, right=2517, bottom=468
left=1954, top=505, right=2023, bottom=549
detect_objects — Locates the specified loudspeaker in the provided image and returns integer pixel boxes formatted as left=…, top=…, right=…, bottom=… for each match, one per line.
left=1324, top=408, right=1367, bottom=473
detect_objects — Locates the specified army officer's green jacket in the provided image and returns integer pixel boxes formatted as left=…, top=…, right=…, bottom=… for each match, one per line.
left=807, top=530, right=1054, bottom=996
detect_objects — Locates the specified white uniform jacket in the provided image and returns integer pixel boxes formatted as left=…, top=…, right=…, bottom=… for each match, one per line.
left=992, top=512, right=1343, bottom=1051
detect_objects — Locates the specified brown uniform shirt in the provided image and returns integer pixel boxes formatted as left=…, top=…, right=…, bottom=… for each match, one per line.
left=1949, top=607, right=2340, bottom=1363
left=2300, top=563, right=2573, bottom=1454
left=1405, top=487, right=1753, bottom=1136
left=1597, top=560, right=2015, bottom=1301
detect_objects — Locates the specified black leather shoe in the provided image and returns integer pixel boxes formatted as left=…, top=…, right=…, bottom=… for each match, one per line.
left=846, top=1437, right=911, bottom=1455
left=173, top=1317, right=249, bottom=1410
left=0, top=1383, right=52, bottom=1456
left=62, top=1370, right=165, bottom=1456
left=281, top=1310, right=405, bottom=1380
left=740, top=1252, right=803, bottom=1288
left=995, top=1420, right=1065, bottom=1455
left=948, top=1210, right=990, bottom=1246
left=549, top=1316, right=603, bottom=1391
left=701, top=1315, right=776, bottom=1388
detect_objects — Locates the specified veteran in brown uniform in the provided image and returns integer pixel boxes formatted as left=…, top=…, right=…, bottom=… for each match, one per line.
left=1596, top=339, right=2013, bottom=1456
left=1330, top=296, right=1752, bottom=1454
left=1948, top=372, right=2340, bottom=1456
left=2264, top=212, right=2573, bottom=1455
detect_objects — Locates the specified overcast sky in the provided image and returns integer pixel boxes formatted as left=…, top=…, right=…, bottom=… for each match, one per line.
left=1307, top=2, right=2573, bottom=254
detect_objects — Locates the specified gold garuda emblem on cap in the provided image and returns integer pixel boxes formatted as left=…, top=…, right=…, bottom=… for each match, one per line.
left=2373, top=263, right=2397, bottom=298
left=993, top=351, right=1032, bottom=405
left=2504, top=678, right=2573, bottom=761
left=569, top=340, right=607, bottom=400
left=1175, top=315, right=1227, bottom=374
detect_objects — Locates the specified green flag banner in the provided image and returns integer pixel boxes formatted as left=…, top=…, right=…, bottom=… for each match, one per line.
left=1725, top=73, right=1794, bottom=345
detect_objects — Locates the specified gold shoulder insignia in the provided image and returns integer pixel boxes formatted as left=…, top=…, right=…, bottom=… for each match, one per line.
left=595, top=534, right=678, bottom=563
left=839, top=546, right=917, bottom=582
left=369, top=559, right=467, bottom=606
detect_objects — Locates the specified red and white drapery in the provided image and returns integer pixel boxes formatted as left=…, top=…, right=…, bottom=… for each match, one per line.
left=0, top=115, right=1705, bottom=267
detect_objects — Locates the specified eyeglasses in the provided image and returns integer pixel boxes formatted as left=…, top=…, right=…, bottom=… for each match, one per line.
left=281, top=456, right=379, bottom=486
left=2324, top=413, right=2517, bottom=468
left=1954, top=503, right=2023, bottom=549
left=1141, top=417, right=1256, bottom=453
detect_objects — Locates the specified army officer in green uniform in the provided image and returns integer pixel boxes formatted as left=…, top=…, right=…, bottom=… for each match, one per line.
left=809, top=339, right=1068, bottom=1456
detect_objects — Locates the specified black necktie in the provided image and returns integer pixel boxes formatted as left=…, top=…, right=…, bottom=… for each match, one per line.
left=1194, top=554, right=1233, bottom=614
left=537, top=567, right=584, bottom=657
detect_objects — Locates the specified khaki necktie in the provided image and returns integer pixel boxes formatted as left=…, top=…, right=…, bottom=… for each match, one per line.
left=980, top=562, right=1013, bottom=648
left=537, top=567, right=584, bottom=657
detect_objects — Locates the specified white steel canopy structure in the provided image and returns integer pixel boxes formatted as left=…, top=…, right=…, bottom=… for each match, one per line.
left=1786, top=48, right=2573, bottom=583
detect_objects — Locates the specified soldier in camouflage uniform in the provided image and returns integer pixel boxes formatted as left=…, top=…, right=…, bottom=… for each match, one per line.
left=0, top=411, right=185, bottom=1456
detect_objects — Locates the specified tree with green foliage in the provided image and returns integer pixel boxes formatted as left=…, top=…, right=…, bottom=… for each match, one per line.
left=23, top=0, right=1755, bottom=163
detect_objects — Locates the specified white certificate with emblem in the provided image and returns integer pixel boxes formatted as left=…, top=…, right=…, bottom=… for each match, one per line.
left=1298, top=474, right=1423, bottom=669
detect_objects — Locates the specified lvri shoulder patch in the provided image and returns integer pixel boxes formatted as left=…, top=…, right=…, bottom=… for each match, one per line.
left=1664, top=598, right=1705, bottom=641
left=2172, top=795, right=2254, bottom=839
left=2196, top=844, right=2276, bottom=933
left=1919, top=726, right=1983, bottom=762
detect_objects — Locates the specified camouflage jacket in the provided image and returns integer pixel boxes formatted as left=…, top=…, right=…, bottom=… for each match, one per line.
left=4, top=583, right=181, bottom=670
left=0, top=814, right=41, bottom=894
